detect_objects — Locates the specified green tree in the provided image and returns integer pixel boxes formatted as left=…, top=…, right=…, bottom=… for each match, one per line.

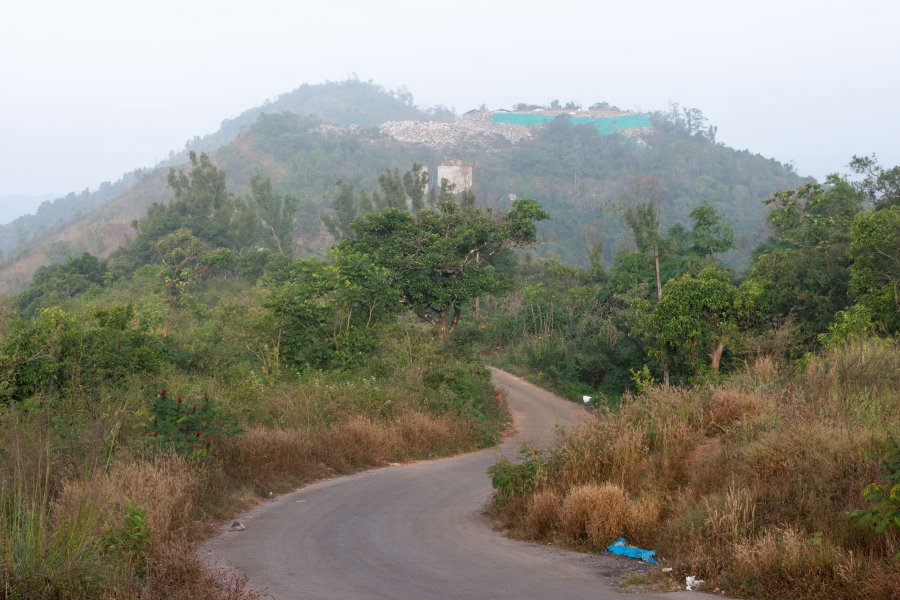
left=18, top=253, right=107, bottom=317
left=849, top=154, right=900, bottom=209
left=109, top=152, right=253, bottom=277
left=265, top=248, right=399, bottom=369
left=376, top=169, right=407, bottom=210
left=162, top=151, right=237, bottom=246
left=322, top=180, right=358, bottom=241
left=249, top=172, right=299, bottom=256
left=846, top=205, right=900, bottom=333
left=742, top=177, right=862, bottom=349
left=346, top=197, right=549, bottom=335
left=688, top=204, right=735, bottom=258
left=653, top=267, right=737, bottom=375
left=155, top=229, right=235, bottom=306
left=402, top=163, right=429, bottom=212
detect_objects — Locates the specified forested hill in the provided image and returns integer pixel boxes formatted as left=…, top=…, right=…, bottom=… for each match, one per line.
left=179, top=79, right=431, bottom=156
left=0, top=84, right=806, bottom=294
left=0, top=80, right=426, bottom=265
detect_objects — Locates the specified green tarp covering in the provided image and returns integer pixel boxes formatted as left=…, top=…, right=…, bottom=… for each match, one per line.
left=491, top=112, right=651, bottom=135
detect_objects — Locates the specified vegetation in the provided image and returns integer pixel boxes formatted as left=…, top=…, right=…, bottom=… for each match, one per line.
left=0, top=84, right=805, bottom=296
left=482, top=158, right=899, bottom=599
left=0, top=155, right=513, bottom=599
left=488, top=341, right=899, bottom=599
left=1, top=78, right=896, bottom=599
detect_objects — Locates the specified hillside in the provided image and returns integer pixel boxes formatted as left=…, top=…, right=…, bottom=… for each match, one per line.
left=0, top=80, right=425, bottom=270
left=0, top=85, right=806, bottom=295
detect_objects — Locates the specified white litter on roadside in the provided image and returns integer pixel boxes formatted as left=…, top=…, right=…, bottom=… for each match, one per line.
left=685, top=576, right=704, bottom=591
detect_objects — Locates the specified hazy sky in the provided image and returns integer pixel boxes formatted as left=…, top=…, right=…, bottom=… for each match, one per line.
left=1, top=0, right=898, bottom=214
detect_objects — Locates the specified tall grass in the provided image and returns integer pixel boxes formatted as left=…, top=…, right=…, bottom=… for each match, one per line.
left=0, top=319, right=505, bottom=599
left=0, top=442, right=105, bottom=599
left=489, top=338, right=900, bottom=600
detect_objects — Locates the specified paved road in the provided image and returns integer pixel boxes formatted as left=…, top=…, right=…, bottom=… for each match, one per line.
left=204, top=368, right=707, bottom=599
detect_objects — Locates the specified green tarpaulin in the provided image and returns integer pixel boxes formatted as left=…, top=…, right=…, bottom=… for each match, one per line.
left=491, top=112, right=650, bottom=135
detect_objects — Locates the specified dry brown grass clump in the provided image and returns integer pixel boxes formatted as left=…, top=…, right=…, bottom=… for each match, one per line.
left=525, top=489, right=559, bottom=538
left=554, top=422, right=647, bottom=490
left=728, top=527, right=858, bottom=599
left=57, top=454, right=206, bottom=545
left=559, top=482, right=627, bottom=547
left=320, top=415, right=402, bottom=468
left=491, top=340, right=900, bottom=600
left=393, top=411, right=471, bottom=456
left=40, top=456, right=261, bottom=600
left=623, top=494, right=662, bottom=549
left=704, top=389, right=768, bottom=433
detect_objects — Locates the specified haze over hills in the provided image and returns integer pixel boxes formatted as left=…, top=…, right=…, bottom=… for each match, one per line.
left=0, top=194, right=60, bottom=226
left=0, top=80, right=806, bottom=294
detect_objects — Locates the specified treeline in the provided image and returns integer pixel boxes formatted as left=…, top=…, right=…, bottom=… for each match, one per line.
left=483, top=159, right=899, bottom=600
left=468, top=157, right=899, bottom=400
left=0, top=79, right=432, bottom=272
left=0, top=90, right=808, bottom=296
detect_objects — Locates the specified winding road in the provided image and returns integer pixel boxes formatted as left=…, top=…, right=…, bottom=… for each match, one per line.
left=204, top=368, right=708, bottom=599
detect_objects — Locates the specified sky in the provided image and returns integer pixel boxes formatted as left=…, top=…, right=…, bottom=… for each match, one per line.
left=1, top=0, right=898, bottom=221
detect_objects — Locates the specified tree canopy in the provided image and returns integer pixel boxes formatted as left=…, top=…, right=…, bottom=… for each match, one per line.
left=345, top=196, right=548, bottom=334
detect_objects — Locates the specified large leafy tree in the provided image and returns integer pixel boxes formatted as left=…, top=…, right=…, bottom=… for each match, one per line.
left=264, top=247, right=399, bottom=369
left=742, top=177, right=862, bottom=348
left=846, top=205, right=900, bottom=333
left=249, top=173, right=300, bottom=256
left=652, top=267, right=737, bottom=375
left=345, top=196, right=549, bottom=335
left=688, top=204, right=735, bottom=259
left=109, top=152, right=259, bottom=277
left=849, top=154, right=900, bottom=209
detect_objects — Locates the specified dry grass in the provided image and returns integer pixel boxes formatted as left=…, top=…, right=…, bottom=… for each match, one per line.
left=219, top=410, right=474, bottom=495
left=3, top=389, right=496, bottom=599
left=623, top=494, right=662, bottom=549
left=559, top=482, right=627, bottom=547
left=491, top=339, right=900, bottom=600
left=525, top=489, right=559, bottom=538
left=58, top=455, right=205, bottom=543
left=584, top=484, right=628, bottom=548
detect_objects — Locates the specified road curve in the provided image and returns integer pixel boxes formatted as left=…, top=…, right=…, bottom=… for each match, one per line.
left=204, top=368, right=707, bottom=599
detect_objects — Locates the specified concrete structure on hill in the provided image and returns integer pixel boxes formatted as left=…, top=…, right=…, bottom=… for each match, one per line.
left=437, top=160, right=473, bottom=193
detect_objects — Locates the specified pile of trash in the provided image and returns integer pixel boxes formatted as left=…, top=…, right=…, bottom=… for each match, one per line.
left=379, top=112, right=533, bottom=149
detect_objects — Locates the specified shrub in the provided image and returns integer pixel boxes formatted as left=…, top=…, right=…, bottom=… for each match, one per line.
left=147, top=390, right=240, bottom=458
left=525, top=490, right=559, bottom=538
left=849, top=438, right=900, bottom=539
left=488, top=446, right=545, bottom=510
left=560, top=482, right=627, bottom=546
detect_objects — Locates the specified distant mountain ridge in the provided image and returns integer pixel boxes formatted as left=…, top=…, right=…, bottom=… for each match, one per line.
left=0, top=81, right=806, bottom=295
left=0, top=80, right=426, bottom=264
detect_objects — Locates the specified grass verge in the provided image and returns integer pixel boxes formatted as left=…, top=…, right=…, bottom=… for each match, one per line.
left=488, top=339, right=899, bottom=600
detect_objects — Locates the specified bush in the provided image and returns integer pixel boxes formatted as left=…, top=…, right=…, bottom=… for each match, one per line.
left=488, top=339, right=900, bottom=599
left=147, top=390, right=240, bottom=458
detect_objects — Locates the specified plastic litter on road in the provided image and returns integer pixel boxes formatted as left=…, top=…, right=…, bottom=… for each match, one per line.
left=606, top=537, right=657, bottom=564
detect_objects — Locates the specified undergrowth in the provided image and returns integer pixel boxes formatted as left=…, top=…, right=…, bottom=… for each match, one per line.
left=488, top=338, right=900, bottom=600
left=0, top=318, right=506, bottom=599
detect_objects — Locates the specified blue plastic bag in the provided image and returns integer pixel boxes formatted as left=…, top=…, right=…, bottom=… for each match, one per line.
left=606, top=537, right=657, bottom=564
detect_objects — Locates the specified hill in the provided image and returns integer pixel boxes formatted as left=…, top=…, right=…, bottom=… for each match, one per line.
left=0, top=80, right=425, bottom=272
left=0, top=86, right=806, bottom=295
